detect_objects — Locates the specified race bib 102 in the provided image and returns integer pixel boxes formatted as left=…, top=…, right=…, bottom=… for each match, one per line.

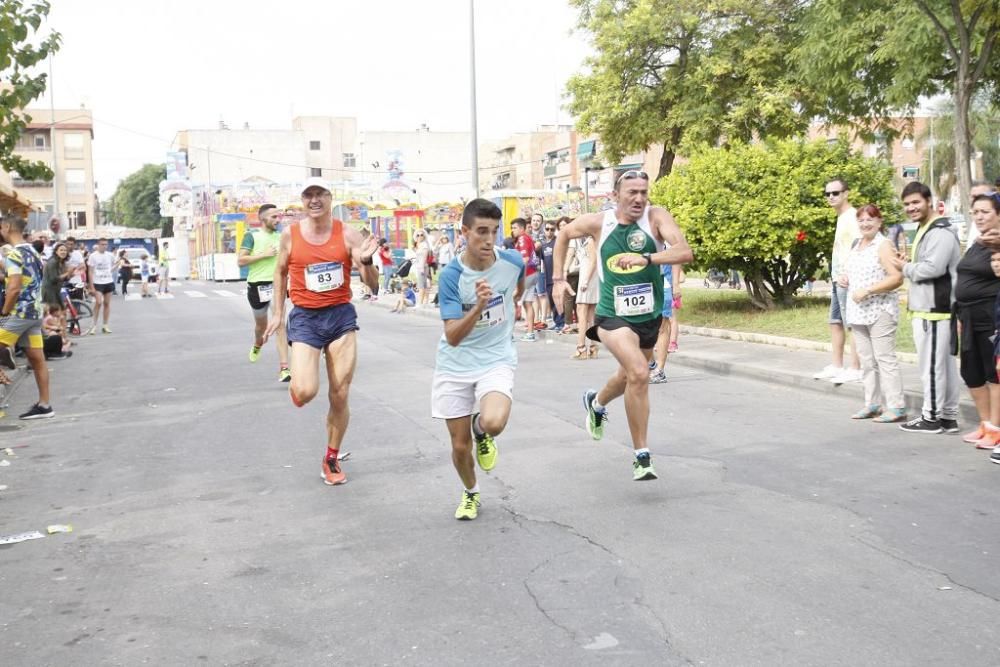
left=305, top=262, right=344, bottom=292
left=614, top=283, right=654, bottom=317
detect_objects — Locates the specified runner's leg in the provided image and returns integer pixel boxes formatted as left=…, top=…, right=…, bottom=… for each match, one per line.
left=447, top=416, right=477, bottom=490
left=23, top=345, right=50, bottom=405
left=323, top=331, right=358, bottom=451
left=289, top=342, right=322, bottom=407
left=597, top=326, right=653, bottom=450
left=477, top=391, right=512, bottom=436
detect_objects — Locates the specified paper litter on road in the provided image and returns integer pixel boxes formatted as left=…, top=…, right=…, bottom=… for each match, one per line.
left=0, top=459, right=10, bottom=467
left=4, top=448, right=13, bottom=455
left=0, top=485, right=8, bottom=491
left=0, top=531, right=45, bottom=545
left=47, top=525, right=73, bottom=534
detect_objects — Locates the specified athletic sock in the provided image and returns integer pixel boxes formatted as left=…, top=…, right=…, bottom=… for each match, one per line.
left=472, top=414, right=484, bottom=437
left=326, top=447, right=339, bottom=463
left=592, top=396, right=606, bottom=413
left=634, top=447, right=650, bottom=458
left=280, top=363, right=289, bottom=370
left=465, top=484, right=480, bottom=495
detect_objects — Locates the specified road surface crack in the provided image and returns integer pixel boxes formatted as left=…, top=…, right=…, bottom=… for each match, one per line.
left=854, top=534, right=1000, bottom=603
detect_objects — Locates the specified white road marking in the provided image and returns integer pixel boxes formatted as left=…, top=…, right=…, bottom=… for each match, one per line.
left=213, top=290, right=237, bottom=298
left=184, top=291, right=207, bottom=298
left=155, top=293, right=175, bottom=300
left=125, top=294, right=142, bottom=301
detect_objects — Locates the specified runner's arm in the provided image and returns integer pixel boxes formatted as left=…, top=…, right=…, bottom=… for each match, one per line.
left=237, top=233, right=260, bottom=267
left=552, top=213, right=602, bottom=281
left=441, top=277, right=491, bottom=346
left=263, top=228, right=291, bottom=342
left=345, top=227, right=379, bottom=292
left=649, top=208, right=694, bottom=266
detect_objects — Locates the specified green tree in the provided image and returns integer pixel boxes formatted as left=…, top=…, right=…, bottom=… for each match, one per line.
left=794, top=0, right=1000, bottom=217
left=566, top=0, right=808, bottom=179
left=109, top=164, right=164, bottom=230
left=0, top=1, right=61, bottom=181
left=919, top=97, right=1000, bottom=195
left=652, top=139, right=901, bottom=310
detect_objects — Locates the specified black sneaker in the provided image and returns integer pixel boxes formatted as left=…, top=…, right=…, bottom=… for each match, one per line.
left=991, top=447, right=1000, bottom=465
left=940, top=419, right=959, bottom=434
left=899, top=417, right=943, bottom=434
left=0, top=346, right=14, bottom=370
left=18, top=403, right=54, bottom=420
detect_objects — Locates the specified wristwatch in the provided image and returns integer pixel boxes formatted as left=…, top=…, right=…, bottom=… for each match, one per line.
left=641, top=252, right=653, bottom=265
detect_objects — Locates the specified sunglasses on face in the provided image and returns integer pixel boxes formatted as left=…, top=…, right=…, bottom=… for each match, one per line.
left=544, top=227, right=555, bottom=231
left=616, top=170, right=649, bottom=185
left=824, top=190, right=844, bottom=197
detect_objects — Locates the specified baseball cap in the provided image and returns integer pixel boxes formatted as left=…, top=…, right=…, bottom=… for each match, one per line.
left=300, top=177, right=331, bottom=196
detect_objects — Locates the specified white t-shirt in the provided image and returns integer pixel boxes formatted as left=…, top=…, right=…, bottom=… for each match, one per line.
left=66, top=249, right=85, bottom=286
left=831, top=207, right=860, bottom=278
left=88, top=250, right=115, bottom=285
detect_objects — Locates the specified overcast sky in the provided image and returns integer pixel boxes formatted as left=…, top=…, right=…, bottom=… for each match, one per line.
left=31, top=0, right=590, bottom=198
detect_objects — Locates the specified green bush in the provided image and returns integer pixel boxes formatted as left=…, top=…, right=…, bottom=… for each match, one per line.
left=652, top=138, right=901, bottom=309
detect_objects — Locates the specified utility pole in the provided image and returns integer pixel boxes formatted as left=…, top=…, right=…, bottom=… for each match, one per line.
left=49, top=54, right=59, bottom=228
left=469, top=0, right=480, bottom=199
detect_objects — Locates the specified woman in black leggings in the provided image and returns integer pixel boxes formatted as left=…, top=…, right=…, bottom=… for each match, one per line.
left=117, top=250, right=133, bottom=295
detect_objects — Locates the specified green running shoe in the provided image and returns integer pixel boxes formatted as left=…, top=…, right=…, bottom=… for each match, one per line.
left=248, top=346, right=261, bottom=363
left=455, top=491, right=480, bottom=520
left=279, top=368, right=291, bottom=383
left=472, top=413, right=498, bottom=471
left=583, top=390, right=607, bottom=441
left=633, top=453, right=658, bottom=481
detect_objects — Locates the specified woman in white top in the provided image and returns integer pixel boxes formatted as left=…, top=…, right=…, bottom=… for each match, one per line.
left=569, top=233, right=601, bottom=359
left=840, top=203, right=906, bottom=421
left=405, top=229, right=432, bottom=306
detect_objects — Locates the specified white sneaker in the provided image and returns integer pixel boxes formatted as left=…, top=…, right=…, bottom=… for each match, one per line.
left=813, top=365, right=842, bottom=380
left=830, top=367, right=863, bottom=384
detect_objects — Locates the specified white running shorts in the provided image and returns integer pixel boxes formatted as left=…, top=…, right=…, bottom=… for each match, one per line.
left=431, top=365, right=515, bottom=419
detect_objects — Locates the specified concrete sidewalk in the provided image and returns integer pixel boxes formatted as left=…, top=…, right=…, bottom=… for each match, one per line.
left=364, top=293, right=979, bottom=424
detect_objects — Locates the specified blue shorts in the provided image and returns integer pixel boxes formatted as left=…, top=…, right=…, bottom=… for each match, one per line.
left=287, top=303, right=359, bottom=350
left=661, top=289, right=673, bottom=319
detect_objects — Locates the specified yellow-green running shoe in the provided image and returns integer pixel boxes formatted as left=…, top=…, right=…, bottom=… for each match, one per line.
left=455, top=491, right=480, bottom=520
left=279, top=368, right=291, bottom=383
left=633, top=453, right=658, bottom=481
left=472, top=413, right=497, bottom=471
left=583, top=389, right=607, bottom=441
left=248, top=346, right=261, bottom=363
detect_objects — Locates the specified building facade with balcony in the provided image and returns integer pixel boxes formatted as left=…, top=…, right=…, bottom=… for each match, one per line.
left=6, top=107, right=97, bottom=231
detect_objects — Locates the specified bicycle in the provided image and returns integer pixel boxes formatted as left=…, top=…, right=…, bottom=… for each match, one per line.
left=61, top=286, right=93, bottom=336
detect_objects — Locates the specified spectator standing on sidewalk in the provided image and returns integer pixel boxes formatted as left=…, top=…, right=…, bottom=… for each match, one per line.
left=406, top=230, right=432, bottom=307
left=0, top=215, right=53, bottom=419
left=842, top=204, right=906, bottom=422
left=567, top=232, right=600, bottom=359
left=539, top=221, right=565, bottom=332
left=558, top=218, right=578, bottom=330
left=953, top=192, right=1000, bottom=448
left=377, top=239, right=394, bottom=296
left=667, top=265, right=683, bottom=353
left=815, top=177, right=863, bottom=384
left=649, top=263, right=675, bottom=383
left=530, top=213, right=549, bottom=326
left=117, top=249, right=133, bottom=296
left=511, top=218, right=539, bottom=341
left=892, top=181, right=962, bottom=435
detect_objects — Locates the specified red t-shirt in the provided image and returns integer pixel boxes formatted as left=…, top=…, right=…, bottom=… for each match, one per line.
left=515, top=234, right=536, bottom=276
left=378, top=246, right=393, bottom=267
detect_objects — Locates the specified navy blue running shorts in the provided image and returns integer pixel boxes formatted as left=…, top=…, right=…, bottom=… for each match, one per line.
left=287, top=303, right=359, bottom=350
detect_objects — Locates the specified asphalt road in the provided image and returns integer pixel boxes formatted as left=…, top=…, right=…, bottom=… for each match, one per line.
left=0, top=282, right=998, bottom=666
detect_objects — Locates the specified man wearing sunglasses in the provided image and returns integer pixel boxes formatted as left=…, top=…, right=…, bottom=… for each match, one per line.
left=553, top=170, right=693, bottom=481
left=814, top=178, right=862, bottom=385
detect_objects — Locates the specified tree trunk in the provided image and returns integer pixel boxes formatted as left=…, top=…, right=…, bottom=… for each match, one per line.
left=655, top=127, right=683, bottom=180
left=744, top=271, right=774, bottom=311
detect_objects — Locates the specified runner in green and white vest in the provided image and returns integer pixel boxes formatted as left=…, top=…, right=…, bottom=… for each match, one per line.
left=552, top=170, right=693, bottom=481
left=238, top=204, right=290, bottom=382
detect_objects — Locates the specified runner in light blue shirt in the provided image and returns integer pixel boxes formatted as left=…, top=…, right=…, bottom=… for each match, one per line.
left=432, top=198, right=525, bottom=521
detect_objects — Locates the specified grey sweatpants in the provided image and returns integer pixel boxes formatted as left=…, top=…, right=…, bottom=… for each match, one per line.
left=911, top=316, right=960, bottom=421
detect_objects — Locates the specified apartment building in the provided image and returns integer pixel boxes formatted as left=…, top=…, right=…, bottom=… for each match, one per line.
left=172, top=118, right=473, bottom=204
left=7, top=107, right=97, bottom=231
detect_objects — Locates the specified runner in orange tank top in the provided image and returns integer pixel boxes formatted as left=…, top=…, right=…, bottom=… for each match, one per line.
left=264, top=177, right=379, bottom=486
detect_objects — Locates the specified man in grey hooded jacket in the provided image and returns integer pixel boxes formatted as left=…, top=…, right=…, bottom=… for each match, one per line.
left=892, top=181, right=961, bottom=434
